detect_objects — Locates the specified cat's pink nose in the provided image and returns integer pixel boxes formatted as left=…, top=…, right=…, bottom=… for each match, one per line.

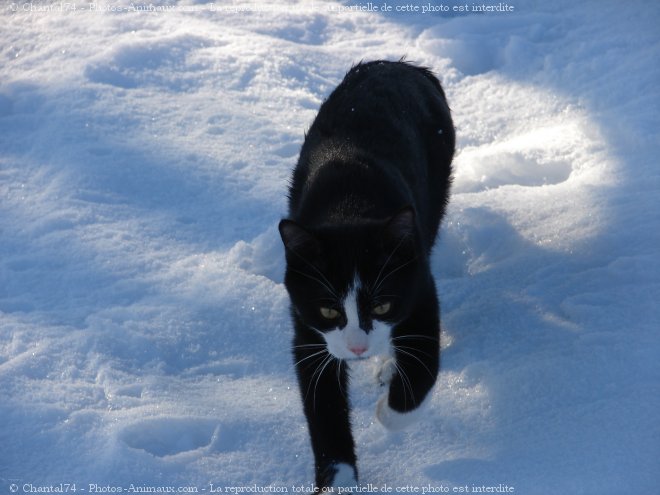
left=350, top=346, right=367, bottom=356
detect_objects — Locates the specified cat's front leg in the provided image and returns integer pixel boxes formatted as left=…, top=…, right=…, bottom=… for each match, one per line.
left=376, top=301, right=440, bottom=431
left=293, top=328, right=358, bottom=489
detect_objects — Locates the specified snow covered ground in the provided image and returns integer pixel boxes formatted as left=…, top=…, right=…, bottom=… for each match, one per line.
left=1, top=1, right=659, bottom=493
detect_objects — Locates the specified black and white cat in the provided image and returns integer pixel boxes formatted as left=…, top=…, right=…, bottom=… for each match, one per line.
left=279, top=60, right=455, bottom=489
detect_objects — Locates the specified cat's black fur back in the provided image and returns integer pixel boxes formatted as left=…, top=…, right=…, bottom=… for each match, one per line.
left=279, top=60, right=455, bottom=489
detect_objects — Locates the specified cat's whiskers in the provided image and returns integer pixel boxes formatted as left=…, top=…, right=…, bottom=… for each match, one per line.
left=393, top=344, right=434, bottom=359
left=299, top=346, right=346, bottom=407
left=391, top=334, right=438, bottom=343
left=292, top=343, right=328, bottom=349
left=336, top=359, right=347, bottom=401
left=311, top=353, right=336, bottom=412
left=303, top=352, right=331, bottom=406
left=292, top=348, right=329, bottom=369
left=392, top=359, right=416, bottom=410
left=393, top=345, right=435, bottom=379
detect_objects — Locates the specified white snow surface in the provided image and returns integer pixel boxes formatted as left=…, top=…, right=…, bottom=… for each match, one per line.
left=1, top=1, right=659, bottom=493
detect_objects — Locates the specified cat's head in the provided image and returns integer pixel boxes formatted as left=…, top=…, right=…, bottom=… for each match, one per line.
left=279, top=207, right=422, bottom=360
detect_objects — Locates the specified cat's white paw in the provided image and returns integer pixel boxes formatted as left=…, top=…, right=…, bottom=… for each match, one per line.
left=330, top=463, right=357, bottom=489
left=375, top=394, right=427, bottom=431
left=375, top=357, right=396, bottom=387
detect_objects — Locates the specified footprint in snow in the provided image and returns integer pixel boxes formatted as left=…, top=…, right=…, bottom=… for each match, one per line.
left=120, top=418, right=237, bottom=457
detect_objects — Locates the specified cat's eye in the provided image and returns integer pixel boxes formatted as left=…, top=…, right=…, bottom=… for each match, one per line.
left=372, top=302, right=391, bottom=316
left=320, top=307, right=340, bottom=319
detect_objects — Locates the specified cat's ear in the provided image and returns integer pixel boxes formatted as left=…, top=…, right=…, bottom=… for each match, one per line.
left=279, top=219, right=320, bottom=255
left=384, top=206, right=416, bottom=241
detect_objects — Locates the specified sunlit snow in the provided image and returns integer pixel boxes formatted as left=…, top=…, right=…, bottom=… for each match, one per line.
left=1, top=1, right=658, bottom=494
